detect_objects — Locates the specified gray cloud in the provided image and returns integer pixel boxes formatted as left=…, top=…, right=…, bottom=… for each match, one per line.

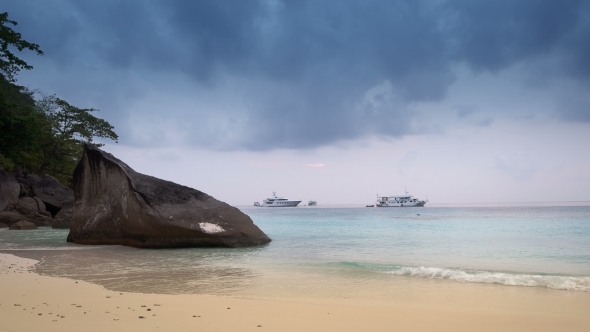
left=4, top=0, right=590, bottom=150
left=453, top=105, right=476, bottom=118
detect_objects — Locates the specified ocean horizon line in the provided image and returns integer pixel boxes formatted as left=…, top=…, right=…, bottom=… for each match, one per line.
left=237, top=201, right=590, bottom=208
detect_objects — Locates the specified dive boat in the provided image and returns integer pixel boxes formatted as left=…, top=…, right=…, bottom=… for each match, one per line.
left=376, top=190, right=426, bottom=207
left=261, top=192, right=301, bottom=207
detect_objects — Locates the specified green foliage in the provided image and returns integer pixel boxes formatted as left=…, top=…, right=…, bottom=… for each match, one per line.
left=0, top=12, right=117, bottom=186
left=0, top=78, right=49, bottom=172
left=38, top=95, right=118, bottom=146
left=0, top=12, right=43, bottom=82
left=34, top=95, right=119, bottom=185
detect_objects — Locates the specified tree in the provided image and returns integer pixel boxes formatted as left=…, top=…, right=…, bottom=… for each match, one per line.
left=0, top=12, right=43, bottom=82
left=37, top=94, right=119, bottom=146
left=0, top=76, right=49, bottom=172
left=0, top=12, right=118, bottom=186
left=33, top=95, right=119, bottom=184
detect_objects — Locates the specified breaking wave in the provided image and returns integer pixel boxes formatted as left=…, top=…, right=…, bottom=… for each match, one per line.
left=387, top=266, right=590, bottom=291
left=336, top=262, right=590, bottom=291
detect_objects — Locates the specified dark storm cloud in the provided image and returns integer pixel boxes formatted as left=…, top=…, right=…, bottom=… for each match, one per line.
left=3, top=0, right=590, bottom=149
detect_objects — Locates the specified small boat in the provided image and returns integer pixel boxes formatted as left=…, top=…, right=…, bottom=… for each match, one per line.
left=308, top=200, right=317, bottom=206
left=253, top=202, right=260, bottom=207
left=366, top=204, right=374, bottom=207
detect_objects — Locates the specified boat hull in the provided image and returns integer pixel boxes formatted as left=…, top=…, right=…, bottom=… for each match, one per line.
left=376, top=202, right=426, bottom=207
left=262, top=201, right=301, bottom=207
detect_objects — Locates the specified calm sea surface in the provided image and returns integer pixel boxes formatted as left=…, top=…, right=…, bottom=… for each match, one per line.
left=1, top=205, right=589, bottom=297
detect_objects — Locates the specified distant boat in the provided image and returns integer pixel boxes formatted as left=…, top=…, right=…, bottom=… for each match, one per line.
left=366, top=204, right=374, bottom=207
left=308, top=200, right=317, bottom=206
left=260, top=192, right=301, bottom=207
left=253, top=202, right=260, bottom=207
left=376, top=189, right=426, bottom=207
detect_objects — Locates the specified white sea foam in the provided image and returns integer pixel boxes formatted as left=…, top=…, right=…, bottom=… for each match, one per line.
left=199, top=222, right=225, bottom=234
left=383, top=266, right=590, bottom=291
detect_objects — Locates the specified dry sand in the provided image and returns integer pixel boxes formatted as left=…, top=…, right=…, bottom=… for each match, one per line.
left=1, top=253, right=589, bottom=332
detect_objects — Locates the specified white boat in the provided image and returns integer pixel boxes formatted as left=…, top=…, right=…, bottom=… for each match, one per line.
left=253, top=202, right=260, bottom=207
left=261, top=192, right=301, bottom=207
left=308, top=200, right=317, bottom=206
left=376, top=190, right=426, bottom=207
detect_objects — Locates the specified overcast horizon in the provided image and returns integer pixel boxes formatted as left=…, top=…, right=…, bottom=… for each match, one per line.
left=4, top=0, right=590, bottom=205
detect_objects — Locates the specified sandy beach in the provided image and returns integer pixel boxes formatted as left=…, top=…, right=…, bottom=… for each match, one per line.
left=1, top=253, right=589, bottom=332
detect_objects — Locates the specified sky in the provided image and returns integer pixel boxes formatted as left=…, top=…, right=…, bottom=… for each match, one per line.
left=4, top=0, right=590, bottom=205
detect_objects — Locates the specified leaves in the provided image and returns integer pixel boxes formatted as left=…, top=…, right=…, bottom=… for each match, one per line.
left=37, top=94, right=119, bottom=144
left=0, top=12, right=117, bottom=186
left=0, top=12, right=43, bottom=82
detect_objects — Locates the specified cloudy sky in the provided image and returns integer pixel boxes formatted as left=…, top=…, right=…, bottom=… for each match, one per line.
left=5, top=0, right=590, bottom=205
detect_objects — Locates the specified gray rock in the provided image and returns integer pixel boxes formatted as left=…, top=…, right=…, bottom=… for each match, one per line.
left=0, top=211, right=28, bottom=226
left=33, top=197, right=46, bottom=212
left=32, top=175, right=74, bottom=216
left=1, top=170, right=20, bottom=212
left=16, top=177, right=29, bottom=185
left=16, top=197, right=39, bottom=213
left=12, top=197, right=52, bottom=226
left=25, top=174, right=41, bottom=184
left=0, top=222, right=8, bottom=228
left=67, top=143, right=271, bottom=248
left=52, top=201, right=74, bottom=229
left=16, top=178, right=31, bottom=197
left=18, top=183, right=28, bottom=197
left=9, top=220, right=37, bottom=230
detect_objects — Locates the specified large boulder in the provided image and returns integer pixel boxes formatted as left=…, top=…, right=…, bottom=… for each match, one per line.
left=25, top=174, right=41, bottom=184
left=0, top=170, right=20, bottom=211
left=9, top=220, right=38, bottom=230
left=0, top=211, right=27, bottom=226
left=52, top=201, right=74, bottom=229
left=32, top=175, right=74, bottom=216
left=67, top=143, right=271, bottom=248
left=14, top=197, right=52, bottom=226
left=15, top=196, right=39, bottom=213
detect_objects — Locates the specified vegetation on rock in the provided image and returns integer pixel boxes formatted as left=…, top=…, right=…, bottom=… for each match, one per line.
left=0, top=12, right=117, bottom=186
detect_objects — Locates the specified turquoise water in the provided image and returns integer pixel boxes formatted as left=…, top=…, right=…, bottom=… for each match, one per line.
left=1, top=206, right=589, bottom=295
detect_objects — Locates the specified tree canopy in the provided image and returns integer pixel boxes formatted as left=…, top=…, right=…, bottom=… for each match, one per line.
left=0, top=12, right=43, bottom=82
left=0, top=12, right=117, bottom=186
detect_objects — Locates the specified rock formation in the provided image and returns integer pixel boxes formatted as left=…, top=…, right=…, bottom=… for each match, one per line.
left=0, top=223, right=8, bottom=228
left=32, top=175, right=74, bottom=216
left=67, top=143, right=271, bottom=248
left=0, top=170, right=20, bottom=212
left=0, top=169, right=74, bottom=228
left=52, top=201, right=74, bottom=229
left=9, top=220, right=38, bottom=230
left=0, top=211, right=28, bottom=225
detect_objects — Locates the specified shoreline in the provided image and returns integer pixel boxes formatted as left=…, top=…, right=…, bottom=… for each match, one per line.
left=1, top=253, right=590, bottom=331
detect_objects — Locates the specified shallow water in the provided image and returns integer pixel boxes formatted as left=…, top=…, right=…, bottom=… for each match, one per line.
left=1, top=206, right=589, bottom=297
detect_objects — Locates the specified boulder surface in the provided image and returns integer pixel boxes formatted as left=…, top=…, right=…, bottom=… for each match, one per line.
left=0, top=211, right=27, bottom=226
left=67, top=143, right=271, bottom=248
left=0, top=170, right=20, bottom=211
left=32, top=175, right=74, bottom=216
left=9, top=220, right=37, bottom=230
left=52, top=201, right=74, bottom=229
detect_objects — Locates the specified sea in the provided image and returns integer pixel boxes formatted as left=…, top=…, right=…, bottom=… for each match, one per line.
left=1, top=205, right=590, bottom=299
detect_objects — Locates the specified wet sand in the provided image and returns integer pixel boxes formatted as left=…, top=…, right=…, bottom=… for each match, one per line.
left=1, top=253, right=589, bottom=332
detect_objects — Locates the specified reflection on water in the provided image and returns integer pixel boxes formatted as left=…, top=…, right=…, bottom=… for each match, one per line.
left=11, top=247, right=262, bottom=295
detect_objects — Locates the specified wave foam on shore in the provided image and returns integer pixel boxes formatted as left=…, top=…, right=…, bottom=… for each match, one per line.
left=336, top=262, right=590, bottom=291
left=386, top=266, right=590, bottom=291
